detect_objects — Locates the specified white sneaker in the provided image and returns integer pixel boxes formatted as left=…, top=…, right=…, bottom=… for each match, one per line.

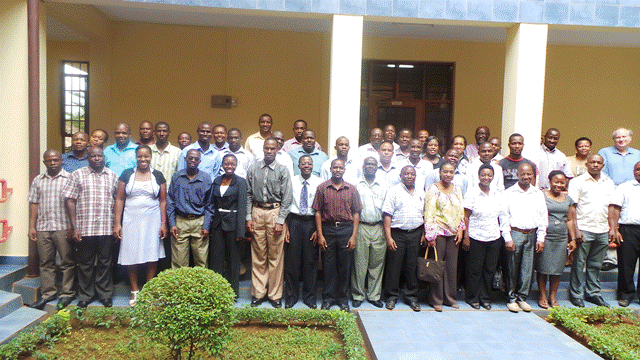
left=517, top=300, right=532, bottom=312
left=506, top=302, right=521, bottom=313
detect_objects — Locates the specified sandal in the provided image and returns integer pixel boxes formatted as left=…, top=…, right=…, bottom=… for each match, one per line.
left=538, top=299, right=549, bottom=309
left=550, top=299, right=559, bottom=308
left=129, top=290, right=139, bottom=307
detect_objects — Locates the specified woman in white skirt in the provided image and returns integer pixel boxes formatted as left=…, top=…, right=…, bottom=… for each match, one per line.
left=114, top=145, right=167, bottom=306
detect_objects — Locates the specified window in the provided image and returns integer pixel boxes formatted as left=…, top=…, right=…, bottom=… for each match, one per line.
left=60, top=61, right=89, bottom=151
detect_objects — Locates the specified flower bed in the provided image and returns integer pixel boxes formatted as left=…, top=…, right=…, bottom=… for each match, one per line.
left=547, top=306, right=640, bottom=360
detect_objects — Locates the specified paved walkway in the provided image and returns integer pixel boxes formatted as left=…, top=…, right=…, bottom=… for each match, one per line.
left=357, top=309, right=603, bottom=360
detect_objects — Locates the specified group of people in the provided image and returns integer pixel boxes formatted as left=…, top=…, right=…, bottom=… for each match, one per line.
left=28, top=115, right=640, bottom=313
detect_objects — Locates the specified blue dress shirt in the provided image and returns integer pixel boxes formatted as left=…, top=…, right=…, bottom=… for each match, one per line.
left=104, top=141, right=138, bottom=177
left=61, top=151, right=89, bottom=172
left=288, top=147, right=328, bottom=177
left=178, top=142, right=222, bottom=181
left=598, top=146, right=640, bottom=185
left=167, top=169, right=213, bottom=230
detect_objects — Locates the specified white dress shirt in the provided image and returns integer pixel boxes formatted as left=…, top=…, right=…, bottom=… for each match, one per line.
left=463, top=186, right=510, bottom=242
left=219, top=146, right=253, bottom=178
left=382, top=183, right=425, bottom=231
left=611, top=180, right=640, bottom=225
left=356, top=143, right=381, bottom=163
left=255, top=149, right=294, bottom=179
left=395, top=158, right=433, bottom=192
left=290, top=174, right=323, bottom=216
left=534, top=144, right=574, bottom=189
left=392, top=148, right=411, bottom=164
left=320, top=156, right=359, bottom=184
left=466, top=158, right=505, bottom=192
left=375, top=163, right=401, bottom=188
left=425, top=168, right=468, bottom=195
left=502, top=183, right=548, bottom=243
left=568, top=172, right=615, bottom=233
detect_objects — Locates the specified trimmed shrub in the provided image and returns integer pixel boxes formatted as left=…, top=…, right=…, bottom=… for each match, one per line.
left=133, top=267, right=236, bottom=360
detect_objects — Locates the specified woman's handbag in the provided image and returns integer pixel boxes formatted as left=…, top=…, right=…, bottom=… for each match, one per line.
left=417, top=245, right=446, bottom=283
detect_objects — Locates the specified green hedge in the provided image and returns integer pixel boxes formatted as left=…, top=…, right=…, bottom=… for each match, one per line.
left=548, top=306, right=639, bottom=360
left=0, top=306, right=367, bottom=360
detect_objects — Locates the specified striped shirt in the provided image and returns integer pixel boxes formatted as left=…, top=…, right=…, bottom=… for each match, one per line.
left=150, top=142, right=181, bottom=187
left=61, top=166, right=118, bottom=237
left=312, top=180, right=362, bottom=223
left=356, top=177, right=387, bottom=223
left=382, top=183, right=425, bottom=231
left=28, top=170, right=72, bottom=231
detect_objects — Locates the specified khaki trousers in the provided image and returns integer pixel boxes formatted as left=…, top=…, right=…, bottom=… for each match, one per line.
left=251, top=206, right=285, bottom=300
left=171, top=215, right=208, bottom=268
left=37, top=230, right=75, bottom=299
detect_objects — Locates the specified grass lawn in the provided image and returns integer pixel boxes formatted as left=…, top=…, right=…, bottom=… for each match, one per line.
left=24, top=323, right=346, bottom=360
left=548, top=306, right=640, bottom=360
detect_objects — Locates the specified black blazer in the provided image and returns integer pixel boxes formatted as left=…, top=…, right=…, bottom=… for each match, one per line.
left=211, top=174, right=248, bottom=238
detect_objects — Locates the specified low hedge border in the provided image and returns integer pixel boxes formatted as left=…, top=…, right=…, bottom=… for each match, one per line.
left=547, top=306, right=639, bottom=360
left=0, top=306, right=366, bottom=360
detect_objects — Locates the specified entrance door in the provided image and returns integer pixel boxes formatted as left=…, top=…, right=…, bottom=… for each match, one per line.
left=369, top=99, right=425, bottom=135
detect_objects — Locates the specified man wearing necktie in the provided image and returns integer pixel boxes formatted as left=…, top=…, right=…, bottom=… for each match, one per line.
left=284, top=155, right=323, bottom=308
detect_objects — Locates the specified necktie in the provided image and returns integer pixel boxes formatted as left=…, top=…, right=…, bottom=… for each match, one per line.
left=300, top=181, right=308, bottom=215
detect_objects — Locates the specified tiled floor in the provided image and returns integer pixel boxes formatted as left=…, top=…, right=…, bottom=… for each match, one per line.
left=358, top=310, right=604, bottom=360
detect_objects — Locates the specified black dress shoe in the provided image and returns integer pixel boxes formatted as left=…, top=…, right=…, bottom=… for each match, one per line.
left=56, top=296, right=75, bottom=310
left=369, top=300, right=383, bottom=308
left=269, top=299, right=282, bottom=308
left=339, top=303, right=350, bottom=312
left=321, top=301, right=332, bottom=310
left=618, top=299, right=631, bottom=307
left=407, top=301, right=421, bottom=312
left=480, top=303, right=492, bottom=310
left=385, top=299, right=396, bottom=310
left=304, top=301, right=317, bottom=309
left=585, top=296, right=610, bottom=307
left=569, top=297, right=585, bottom=308
left=30, top=297, right=56, bottom=310
left=352, top=300, right=362, bottom=308
left=100, top=298, right=113, bottom=308
left=77, top=300, right=90, bottom=309
left=468, top=302, right=481, bottom=310
left=285, top=302, right=295, bottom=309
left=251, top=296, right=265, bottom=307
left=601, top=262, right=617, bottom=271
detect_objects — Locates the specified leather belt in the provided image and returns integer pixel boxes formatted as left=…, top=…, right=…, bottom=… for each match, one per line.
left=511, top=227, right=536, bottom=234
left=290, top=213, right=314, bottom=220
left=323, top=221, right=353, bottom=227
left=177, top=213, right=203, bottom=220
left=254, top=202, right=281, bottom=209
left=360, top=221, right=382, bottom=226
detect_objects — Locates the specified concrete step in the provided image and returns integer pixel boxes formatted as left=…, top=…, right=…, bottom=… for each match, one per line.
left=0, top=290, right=23, bottom=320
left=0, top=307, right=48, bottom=344
left=0, top=265, right=27, bottom=293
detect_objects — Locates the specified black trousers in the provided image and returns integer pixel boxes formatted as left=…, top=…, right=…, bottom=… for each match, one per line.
left=384, top=227, right=422, bottom=303
left=321, top=224, right=353, bottom=306
left=618, top=224, right=640, bottom=301
left=284, top=215, right=318, bottom=306
left=209, top=226, right=241, bottom=296
left=465, top=238, right=501, bottom=304
left=75, top=235, right=114, bottom=302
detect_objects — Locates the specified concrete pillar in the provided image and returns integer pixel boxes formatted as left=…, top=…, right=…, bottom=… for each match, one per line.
left=501, top=23, right=548, bottom=159
left=327, top=15, right=363, bottom=157
left=0, top=0, right=46, bottom=260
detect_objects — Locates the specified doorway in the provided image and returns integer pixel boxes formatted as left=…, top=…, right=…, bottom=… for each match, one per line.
left=359, top=61, right=454, bottom=145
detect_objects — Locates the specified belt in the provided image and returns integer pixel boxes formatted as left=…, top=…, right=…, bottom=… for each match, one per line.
left=323, top=221, right=353, bottom=227
left=177, top=213, right=203, bottom=220
left=290, top=213, right=315, bottom=220
left=393, top=226, right=422, bottom=233
left=360, top=221, right=382, bottom=226
left=511, top=227, right=536, bottom=234
left=218, top=208, right=238, bottom=213
left=254, top=202, right=281, bottom=209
